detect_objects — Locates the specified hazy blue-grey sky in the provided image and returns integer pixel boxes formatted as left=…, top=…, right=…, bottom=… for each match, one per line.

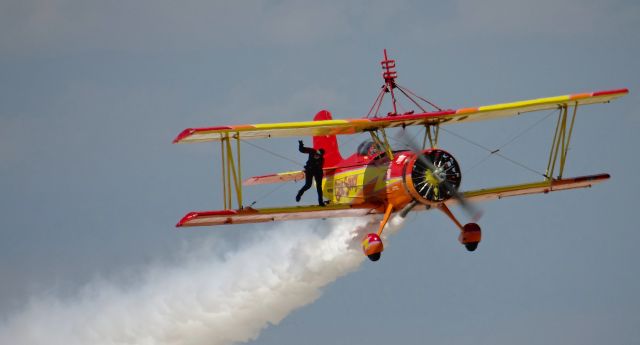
left=1, top=1, right=639, bottom=344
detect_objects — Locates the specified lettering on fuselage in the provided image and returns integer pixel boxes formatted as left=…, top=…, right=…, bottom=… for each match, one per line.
left=331, top=165, right=390, bottom=204
left=335, top=174, right=360, bottom=201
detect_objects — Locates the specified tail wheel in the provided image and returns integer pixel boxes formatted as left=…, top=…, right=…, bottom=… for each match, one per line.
left=411, top=149, right=462, bottom=202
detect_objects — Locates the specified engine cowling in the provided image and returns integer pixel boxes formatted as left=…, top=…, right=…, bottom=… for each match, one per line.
left=403, top=149, right=462, bottom=204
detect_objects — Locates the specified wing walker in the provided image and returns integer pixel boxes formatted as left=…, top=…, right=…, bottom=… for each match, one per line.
left=173, top=50, right=628, bottom=261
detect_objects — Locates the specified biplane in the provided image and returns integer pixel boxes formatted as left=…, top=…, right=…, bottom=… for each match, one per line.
left=173, top=50, right=628, bottom=261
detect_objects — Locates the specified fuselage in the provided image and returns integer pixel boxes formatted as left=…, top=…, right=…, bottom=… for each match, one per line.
left=320, top=145, right=463, bottom=212
left=322, top=150, right=414, bottom=209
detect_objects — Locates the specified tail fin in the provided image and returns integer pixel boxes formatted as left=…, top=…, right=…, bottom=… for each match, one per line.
left=313, top=110, right=343, bottom=168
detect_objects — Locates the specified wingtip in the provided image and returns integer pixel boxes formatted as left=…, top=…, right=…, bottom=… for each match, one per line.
left=175, top=209, right=238, bottom=227
left=578, top=173, right=610, bottom=180
left=176, top=211, right=199, bottom=227
left=592, top=88, right=629, bottom=97
left=173, top=128, right=196, bottom=144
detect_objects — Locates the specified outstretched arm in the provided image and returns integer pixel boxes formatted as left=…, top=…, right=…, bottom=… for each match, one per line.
left=298, top=140, right=314, bottom=154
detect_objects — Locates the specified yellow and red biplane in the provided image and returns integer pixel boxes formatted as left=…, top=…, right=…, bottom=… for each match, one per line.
left=174, top=51, right=628, bottom=261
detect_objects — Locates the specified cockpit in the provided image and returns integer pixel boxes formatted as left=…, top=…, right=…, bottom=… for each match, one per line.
left=357, top=140, right=382, bottom=158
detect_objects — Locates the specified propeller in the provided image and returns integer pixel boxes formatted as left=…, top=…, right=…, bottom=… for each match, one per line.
left=398, top=200, right=419, bottom=218
left=394, top=129, right=482, bottom=221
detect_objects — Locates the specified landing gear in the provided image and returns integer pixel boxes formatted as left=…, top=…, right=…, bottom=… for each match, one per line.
left=362, top=233, right=384, bottom=261
left=367, top=253, right=382, bottom=261
left=459, top=222, right=481, bottom=252
left=439, top=204, right=482, bottom=252
left=362, top=204, right=394, bottom=262
left=464, top=243, right=478, bottom=252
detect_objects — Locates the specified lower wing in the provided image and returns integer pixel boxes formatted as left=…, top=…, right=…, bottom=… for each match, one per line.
left=176, top=203, right=381, bottom=227
left=176, top=174, right=609, bottom=227
left=459, top=173, right=609, bottom=203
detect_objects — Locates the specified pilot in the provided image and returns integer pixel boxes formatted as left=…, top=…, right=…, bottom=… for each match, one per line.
left=357, top=140, right=380, bottom=158
left=295, top=140, right=326, bottom=206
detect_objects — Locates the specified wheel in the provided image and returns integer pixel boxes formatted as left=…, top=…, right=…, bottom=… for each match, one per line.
left=362, top=233, right=384, bottom=260
left=367, top=253, right=381, bottom=261
left=459, top=223, right=481, bottom=252
left=464, top=242, right=478, bottom=252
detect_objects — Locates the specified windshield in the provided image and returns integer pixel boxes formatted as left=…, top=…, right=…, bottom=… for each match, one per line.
left=357, top=140, right=380, bottom=156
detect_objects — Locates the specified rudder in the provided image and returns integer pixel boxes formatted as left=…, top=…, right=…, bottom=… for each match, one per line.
left=313, top=110, right=343, bottom=168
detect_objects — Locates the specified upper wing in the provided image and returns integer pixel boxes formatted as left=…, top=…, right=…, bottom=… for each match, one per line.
left=173, top=89, right=628, bottom=144
left=176, top=203, right=381, bottom=227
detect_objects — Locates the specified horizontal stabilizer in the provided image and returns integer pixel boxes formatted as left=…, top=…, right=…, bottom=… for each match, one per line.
left=243, top=171, right=306, bottom=186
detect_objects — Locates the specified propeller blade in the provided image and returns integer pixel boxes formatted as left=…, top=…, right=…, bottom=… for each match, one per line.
left=399, top=200, right=419, bottom=218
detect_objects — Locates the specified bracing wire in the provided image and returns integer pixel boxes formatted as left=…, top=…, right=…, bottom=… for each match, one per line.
left=439, top=108, right=560, bottom=177
left=395, top=84, right=443, bottom=111
left=241, top=139, right=303, bottom=167
left=239, top=138, right=304, bottom=206
left=442, top=127, right=544, bottom=177
left=248, top=183, right=289, bottom=207
left=497, top=109, right=558, bottom=151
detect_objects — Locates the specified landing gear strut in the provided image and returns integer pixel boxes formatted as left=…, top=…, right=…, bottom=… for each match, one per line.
left=439, top=203, right=482, bottom=252
left=362, top=204, right=394, bottom=261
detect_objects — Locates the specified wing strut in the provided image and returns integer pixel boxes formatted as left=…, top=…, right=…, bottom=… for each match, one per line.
left=220, top=133, right=244, bottom=209
left=422, top=124, right=440, bottom=149
left=368, top=130, right=394, bottom=160
left=545, top=103, right=578, bottom=180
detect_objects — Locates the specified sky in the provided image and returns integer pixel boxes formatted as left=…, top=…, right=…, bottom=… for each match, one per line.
left=1, top=0, right=639, bottom=344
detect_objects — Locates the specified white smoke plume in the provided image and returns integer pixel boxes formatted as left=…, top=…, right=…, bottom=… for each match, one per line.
left=384, top=215, right=407, bottom=237
left=0, top=216, right=396, bottom=345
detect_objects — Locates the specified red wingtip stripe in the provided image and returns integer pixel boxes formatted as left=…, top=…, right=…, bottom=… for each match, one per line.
left=173, top=128, right=196, bottom=144
left=176, top=210, right=238, bottom=227
left=176, top=211, right=198, bottom=227
left=572, top=173, right=610, bottom=183
left=173, top=126, right=236, bottom=143
left=592, top=88, right=629, bottom=97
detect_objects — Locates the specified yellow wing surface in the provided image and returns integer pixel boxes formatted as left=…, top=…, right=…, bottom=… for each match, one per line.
left=173, top=89, right=628, bottom=144
left=176, top=174, right=608, bottom=227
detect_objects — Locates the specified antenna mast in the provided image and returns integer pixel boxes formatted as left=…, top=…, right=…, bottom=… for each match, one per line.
left=381, top=49, right=399, bottom=115
left=366, top=49, right=443, bottom=118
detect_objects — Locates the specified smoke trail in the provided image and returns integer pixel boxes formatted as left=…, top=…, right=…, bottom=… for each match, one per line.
left=384, top=215, right=407, bottom=237
left=0, top=217, right=391, bottom=345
